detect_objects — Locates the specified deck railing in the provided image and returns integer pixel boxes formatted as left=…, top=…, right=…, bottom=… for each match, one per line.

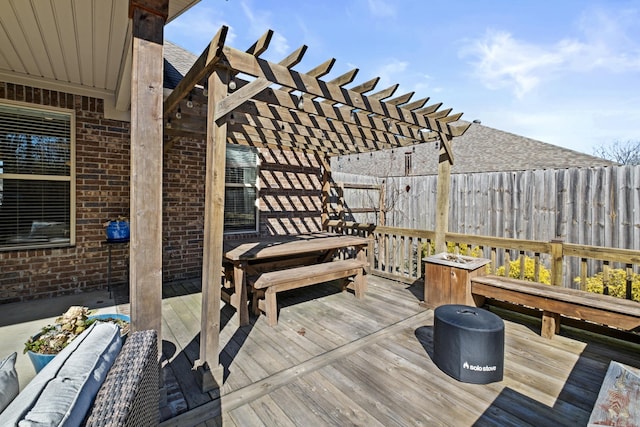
left=326, top=220, right=640, bottom=301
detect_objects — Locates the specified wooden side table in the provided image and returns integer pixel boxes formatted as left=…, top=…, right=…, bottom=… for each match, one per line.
left=423, top=253, right=490, bottom=308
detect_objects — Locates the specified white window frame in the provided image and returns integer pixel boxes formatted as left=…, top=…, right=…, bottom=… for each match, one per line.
left=0, top=100, right=76, bottom=251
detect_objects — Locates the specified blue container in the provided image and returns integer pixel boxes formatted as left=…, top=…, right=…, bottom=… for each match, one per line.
left=27, top=348, right=55, bottom=373
left=88, top=313, right=130, bottom=326
left=105, top=221, right=129, bottom=241
left=27, top=314, right=130, bottom=373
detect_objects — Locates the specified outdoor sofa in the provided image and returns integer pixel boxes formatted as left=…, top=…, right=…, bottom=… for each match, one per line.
left=0, top=322, right=159, bottom=426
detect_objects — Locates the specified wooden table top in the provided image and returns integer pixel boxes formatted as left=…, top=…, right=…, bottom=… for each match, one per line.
left=223, top=233, right=369, bottom=261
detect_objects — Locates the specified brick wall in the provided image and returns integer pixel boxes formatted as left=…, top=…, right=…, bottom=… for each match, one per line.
left=258, top=148, right=323, bottom=236
left=0, top=81, right=324, bottom=303
left=0, top=82, right=131, bottom=303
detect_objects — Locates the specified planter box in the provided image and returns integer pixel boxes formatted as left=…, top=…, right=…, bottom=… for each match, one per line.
left=423, top=253, right=490, bottom=308
left=26, top=314, right=130, bottom=373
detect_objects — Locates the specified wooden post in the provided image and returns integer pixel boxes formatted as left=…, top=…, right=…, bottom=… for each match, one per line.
left=337, top=182, right=345, bottom=224
left=379, top=184, right=385, bottom=227
left=128, top=0, right=168, bottom=340
left=550, top=239, right=564, bottom=287
left=320, top=155, right=331, bottom=231
left=197, top=67, right=228, bottom=391
left=434, top=134, right=453, bottom=254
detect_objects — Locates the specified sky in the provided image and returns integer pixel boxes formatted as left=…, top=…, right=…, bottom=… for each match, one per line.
left=165, top=0, right=640, bottom=156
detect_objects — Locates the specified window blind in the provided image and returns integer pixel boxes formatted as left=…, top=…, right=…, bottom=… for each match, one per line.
left=224, top=145, right=258, bottom=232
left=0, top=103, right=73, bottom=250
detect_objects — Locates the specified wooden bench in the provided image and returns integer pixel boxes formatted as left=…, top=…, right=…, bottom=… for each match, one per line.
left=471, top=275, right=640, bottom=339
left=251, top=259, right=366, bottom=326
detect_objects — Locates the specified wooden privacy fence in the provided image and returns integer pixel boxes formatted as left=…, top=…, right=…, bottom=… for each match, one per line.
left=327, top=182, right=385, bottom=225
left=326, top=220, right=640, bottom=301
left=334, top=165, right=640, bottom=251
left=333, top=165, right=640, bottom=286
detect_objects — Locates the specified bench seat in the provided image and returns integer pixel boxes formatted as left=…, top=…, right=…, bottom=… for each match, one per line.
left=252, top=259, right=366, bottom=326
left=471, top=275, right=640, bottom=339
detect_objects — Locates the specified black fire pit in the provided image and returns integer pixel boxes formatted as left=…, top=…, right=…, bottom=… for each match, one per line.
left=433, top=304, right=504, bottom=384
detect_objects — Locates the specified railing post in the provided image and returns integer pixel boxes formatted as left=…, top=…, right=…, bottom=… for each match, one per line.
left=550, top=239, right=564, bottom=287
left=337, top=182, right=345, bottom=224
left=319, top=154, right=331, bottom=231
left=367, top=232, right=375, bottom=275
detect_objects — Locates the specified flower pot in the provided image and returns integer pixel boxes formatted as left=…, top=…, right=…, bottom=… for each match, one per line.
left=26, top=346, right=56, bottom=373
left=105, top=221, right=129, bottom=241
left=26, top=314, right=130, bottom=373
left=88, top=313, right=130, bottom=340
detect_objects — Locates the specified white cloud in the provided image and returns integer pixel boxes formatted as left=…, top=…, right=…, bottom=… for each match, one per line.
left=165, top=6, right=235, bottom=51
left=373, top=59, right=409, bottom=90
left=461, top=30, right=576, bottom=98
left=240, top=1, right=290, bottom=58
left=460, top=7, right=640, bottom=98
left=478, top=102, right=640, bottom=155
left=367, top=0, right=396, bottom=18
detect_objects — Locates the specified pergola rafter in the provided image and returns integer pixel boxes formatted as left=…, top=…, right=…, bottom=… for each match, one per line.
left=163, top=27, right=470, bottom=156
left=165, top=76, right=444, bottom=156
left=158, top=25, right=470, bottom=391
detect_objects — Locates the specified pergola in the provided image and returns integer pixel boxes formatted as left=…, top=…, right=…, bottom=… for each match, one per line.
left=129, top=1, right=469, bottom=391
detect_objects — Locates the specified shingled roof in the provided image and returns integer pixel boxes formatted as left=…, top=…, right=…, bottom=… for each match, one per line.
left=164, top=40, right=198, bottom=90
left=332, top=121, right=617, bottom=176
left=163, top=40, right=613, bottom=176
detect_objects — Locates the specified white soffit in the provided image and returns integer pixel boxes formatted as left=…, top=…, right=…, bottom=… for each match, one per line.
left=0, top=0, right=199, bottom=115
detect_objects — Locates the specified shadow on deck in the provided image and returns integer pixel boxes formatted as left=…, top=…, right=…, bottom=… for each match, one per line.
left=152, top=275, right=640, bottom=426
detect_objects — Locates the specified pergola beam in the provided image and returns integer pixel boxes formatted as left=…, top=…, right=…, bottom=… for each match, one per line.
left=166, top=85, right=440, bottom=150
left=215, top=43, right=313, bottom=123
left=159, top=25, right=473, bottom=398
left=277, top=45, right=308, bottom=69
left=214, top=78, right=272, bottom=121
left=387, top=92, right=415, bottom=106
left=245, top=29, right=273, bottom=56
left=369, top=84, right=399, bottom=100
left=232, top=111, right=391, bottom=155
left=240, top=99, right=428, bottom=150
left=235, top=77, right=438, bottom=144
left=220, top=45, right=461, bottom=136
left=279, top=57, right=335, bottom=92
left=227, top=129, right=343, bottom=156
left=163, top=25, right=228, bottom=117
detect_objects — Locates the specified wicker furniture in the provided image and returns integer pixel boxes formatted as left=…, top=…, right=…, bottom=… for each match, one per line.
left=84, top=329, right=159, bottom=426
left=0, top=326, right=159, bottom=426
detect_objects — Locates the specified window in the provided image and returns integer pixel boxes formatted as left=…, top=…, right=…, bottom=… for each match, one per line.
left=224, top=145, right=258, bottom=233
left=0, top=102, right=75, bottom=250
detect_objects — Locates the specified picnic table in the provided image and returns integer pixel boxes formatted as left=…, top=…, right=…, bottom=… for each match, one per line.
left=223, top=232, right=370, bottom=326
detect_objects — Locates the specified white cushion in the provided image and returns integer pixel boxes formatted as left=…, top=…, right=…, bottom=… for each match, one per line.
left=0, top=322, right=122, bottom=426
left=0, top=352, right=18, bottom=413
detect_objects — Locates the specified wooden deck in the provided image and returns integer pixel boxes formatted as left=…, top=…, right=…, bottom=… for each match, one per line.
left=151, top=275, right=640, bottom=426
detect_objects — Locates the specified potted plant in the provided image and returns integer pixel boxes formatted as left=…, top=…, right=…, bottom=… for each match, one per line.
left=103, top=215, right=129, bottom=241
left=24, top=306, right=130, bottom=373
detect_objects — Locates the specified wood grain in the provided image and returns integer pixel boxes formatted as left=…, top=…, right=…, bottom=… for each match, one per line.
left=157, top=275, right=640, bottom=427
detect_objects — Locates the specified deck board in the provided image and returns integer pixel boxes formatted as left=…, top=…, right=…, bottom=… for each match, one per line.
left=156, top=275, right=640, bottom=426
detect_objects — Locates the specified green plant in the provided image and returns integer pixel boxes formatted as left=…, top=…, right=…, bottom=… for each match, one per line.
left=496, top=256, right=551, bottom=284
left=102, top=215, right=128, bottom=228
left=575, top=269, right=640, bottom=302
left=24, top=306, right=129, bottom=355
left=422, top=241, right=482, bottom=258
